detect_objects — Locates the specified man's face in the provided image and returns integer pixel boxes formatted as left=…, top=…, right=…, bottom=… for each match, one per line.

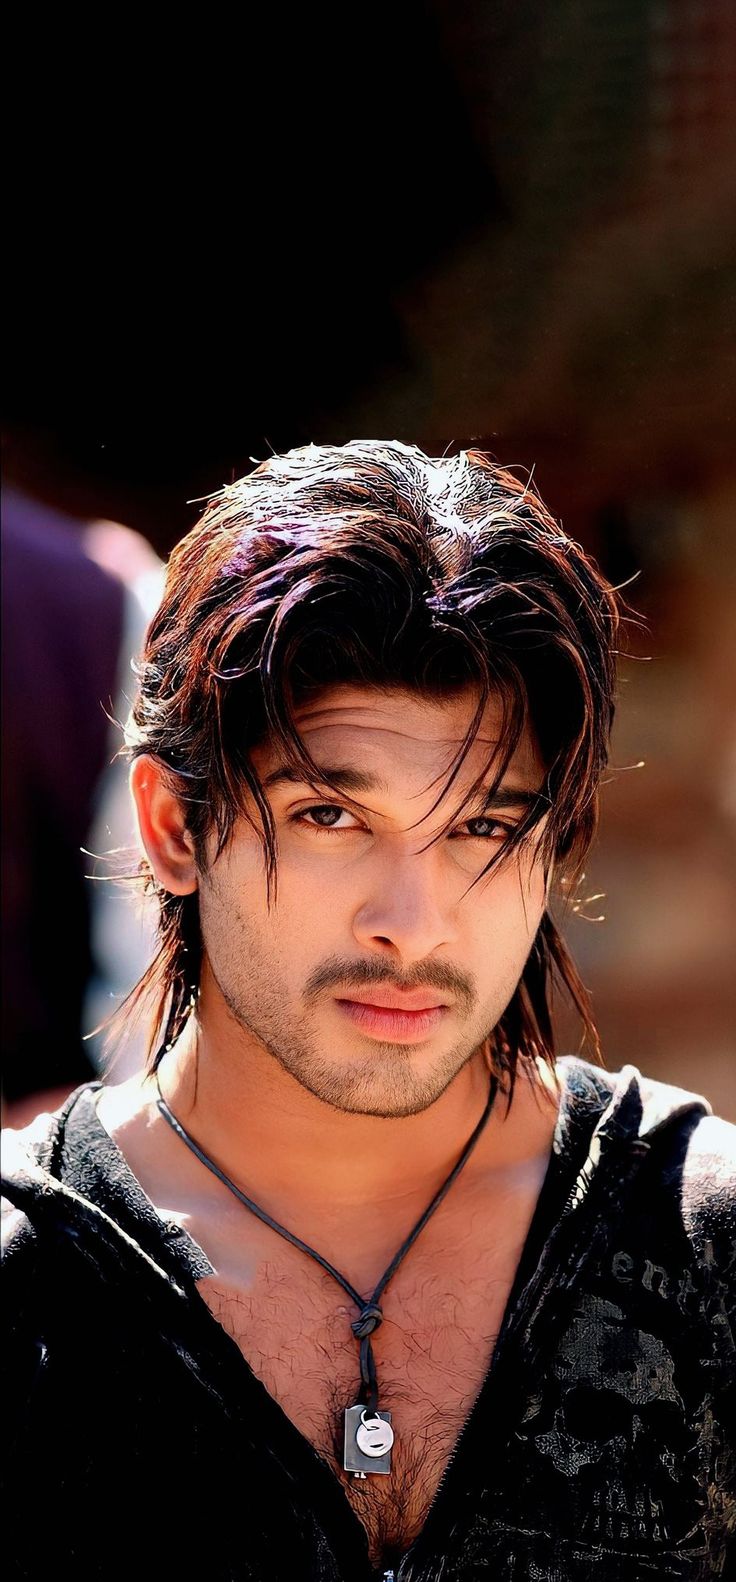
left=197, top=685, right=548, bottom=1118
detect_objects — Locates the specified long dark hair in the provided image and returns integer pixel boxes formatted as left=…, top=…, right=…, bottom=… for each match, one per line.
left=123, top=441, right=621, bottom=1083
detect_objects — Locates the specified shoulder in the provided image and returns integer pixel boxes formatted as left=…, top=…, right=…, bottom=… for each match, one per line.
left=626, top=1073, right=735, bottom=1324
left=1, top=1108, right=62, bottom=1276
left=631, top=1069, right=736, bottom=1250
left=1, top=1083, right=100, bottom=1257
left=1, top=1123, right=55, bottom=1324
left=677, top=1110, right=736, bottom=1273
left=677, top=1108, right=736, bottom=1181
left=1, top=1189, right=38, bottom=1271
left=558, top=1056, right=735, bottom=1256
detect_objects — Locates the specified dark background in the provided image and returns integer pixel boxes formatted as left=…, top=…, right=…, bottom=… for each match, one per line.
left=4, top=0, right=735, bottom=1116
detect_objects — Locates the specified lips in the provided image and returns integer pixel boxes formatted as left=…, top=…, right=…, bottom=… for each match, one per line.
left=334, top=998, right=450, bottom=1043
left=335, top=990, right=450, bottom=1012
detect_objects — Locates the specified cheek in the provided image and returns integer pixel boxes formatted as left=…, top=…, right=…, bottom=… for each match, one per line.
left=198, top=845, right=268, bottom=950
left=476, top=858, right=547, bottom=953
left=200, top=850, right=333, bottom=975
left=270, top=851, right=349, bottom=927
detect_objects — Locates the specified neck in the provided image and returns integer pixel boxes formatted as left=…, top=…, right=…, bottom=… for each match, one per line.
left=150, top=989, right=560, bottom=1219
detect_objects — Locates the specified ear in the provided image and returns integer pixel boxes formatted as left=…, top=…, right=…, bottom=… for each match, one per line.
left=129, top=755, right=198, bottom=895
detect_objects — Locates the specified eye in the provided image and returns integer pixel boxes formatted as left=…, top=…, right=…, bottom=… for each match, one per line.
left=289, top=804, right=361, bottom=832
left=460, top=816, right=516, bottom=843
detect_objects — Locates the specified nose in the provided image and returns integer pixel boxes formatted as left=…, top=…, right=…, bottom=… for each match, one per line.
left=351, top=844, right=458, bottom=963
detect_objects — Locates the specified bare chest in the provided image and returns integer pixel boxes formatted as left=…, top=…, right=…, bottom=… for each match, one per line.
left=195, top=1206, right=534, bottom=1566
left=93, top=1081, right=554, bottom=1566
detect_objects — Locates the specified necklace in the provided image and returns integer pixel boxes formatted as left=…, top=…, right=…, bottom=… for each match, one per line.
left=155, top=1066, right=498, bottom=1479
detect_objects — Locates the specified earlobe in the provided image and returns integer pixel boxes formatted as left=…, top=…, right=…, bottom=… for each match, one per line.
left=129, top=755, right=198, bottom=896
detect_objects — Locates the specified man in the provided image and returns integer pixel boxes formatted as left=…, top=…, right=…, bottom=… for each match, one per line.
left=3, top=441, right=734, bottom=1580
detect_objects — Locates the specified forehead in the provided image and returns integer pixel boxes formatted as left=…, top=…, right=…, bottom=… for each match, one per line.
left=254, top=684, right=543, bottom=787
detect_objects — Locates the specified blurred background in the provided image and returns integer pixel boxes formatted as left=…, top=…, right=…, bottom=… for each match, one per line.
left=3, top=0, right=735, bottom=1123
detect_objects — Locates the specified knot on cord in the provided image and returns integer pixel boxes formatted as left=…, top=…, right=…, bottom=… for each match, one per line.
left=351, top=1303, right=383, bottom=1340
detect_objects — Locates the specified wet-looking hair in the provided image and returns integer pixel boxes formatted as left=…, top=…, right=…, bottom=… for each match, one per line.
left=124, top=440, right=621, bottom=1086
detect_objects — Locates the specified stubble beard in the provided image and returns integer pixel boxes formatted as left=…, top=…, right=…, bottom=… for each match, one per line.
left=215, top=967, right=492, bottom=1118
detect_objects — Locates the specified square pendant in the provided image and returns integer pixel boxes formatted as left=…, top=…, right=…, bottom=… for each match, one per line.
left=343, top=1406, right=393, bottom=1476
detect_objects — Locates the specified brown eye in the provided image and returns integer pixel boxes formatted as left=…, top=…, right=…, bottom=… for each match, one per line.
left=291, top=805, right=357, bottom=831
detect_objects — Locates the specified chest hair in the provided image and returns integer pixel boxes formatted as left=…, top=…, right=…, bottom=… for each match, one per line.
left=197, top=1231, right=519, bottom=1564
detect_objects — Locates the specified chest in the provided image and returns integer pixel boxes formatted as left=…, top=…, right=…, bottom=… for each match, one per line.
left=193, top=1193, right=539, bottom=1566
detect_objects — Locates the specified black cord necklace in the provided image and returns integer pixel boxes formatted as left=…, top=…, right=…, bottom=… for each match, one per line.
left=155, top=1064, right=498, bottom=1479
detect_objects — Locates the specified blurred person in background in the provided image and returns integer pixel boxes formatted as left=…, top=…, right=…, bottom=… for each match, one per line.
left=1, top=486, right=162, bottom=1127
left=2, top=443, right=734, bottom=1580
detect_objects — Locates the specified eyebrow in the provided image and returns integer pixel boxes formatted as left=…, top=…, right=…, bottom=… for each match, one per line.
left=261, top=764, right=545, bottom=813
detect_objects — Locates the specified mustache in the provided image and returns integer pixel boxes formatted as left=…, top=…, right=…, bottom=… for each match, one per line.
left=303, top=954, right=475, bottom=1015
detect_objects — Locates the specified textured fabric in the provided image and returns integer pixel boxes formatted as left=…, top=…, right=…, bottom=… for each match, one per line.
left=2, top=1058, right=735, bottom=1580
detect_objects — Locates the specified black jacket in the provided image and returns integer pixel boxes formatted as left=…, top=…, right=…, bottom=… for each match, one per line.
left=2, top=1058, right=735, bottom=1580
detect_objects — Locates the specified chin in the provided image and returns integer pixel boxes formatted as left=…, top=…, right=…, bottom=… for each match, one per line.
left=295, top=1054, right=463, bottom=1119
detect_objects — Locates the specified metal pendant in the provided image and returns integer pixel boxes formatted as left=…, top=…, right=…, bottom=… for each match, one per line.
left=343, top=1406, right=394, bottom=1477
